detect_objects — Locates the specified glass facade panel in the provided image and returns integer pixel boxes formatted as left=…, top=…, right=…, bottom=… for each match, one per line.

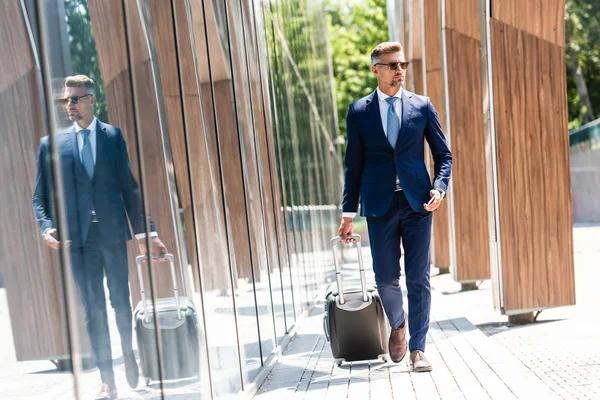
left=0, top=0, right=341, bottom=398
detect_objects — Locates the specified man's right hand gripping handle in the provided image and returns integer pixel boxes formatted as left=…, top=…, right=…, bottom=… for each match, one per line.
left=337, top=217, right=356, bottom=244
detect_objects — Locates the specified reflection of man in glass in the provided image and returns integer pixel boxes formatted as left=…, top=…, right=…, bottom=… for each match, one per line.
left=32, top=75, right=167, bottom=399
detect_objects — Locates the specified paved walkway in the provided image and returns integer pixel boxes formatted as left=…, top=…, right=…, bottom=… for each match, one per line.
left=254, top=225, right=600, bottom=400
left=0, top=226, right=597, bottom=399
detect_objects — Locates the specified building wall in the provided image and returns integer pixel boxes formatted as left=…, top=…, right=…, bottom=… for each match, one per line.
left=571, top=147, right=600, bottom=222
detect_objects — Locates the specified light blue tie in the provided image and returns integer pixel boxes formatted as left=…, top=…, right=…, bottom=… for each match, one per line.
left=385, top=97, right=400, bottom=148
left=81, top=129, right=94, bottom=179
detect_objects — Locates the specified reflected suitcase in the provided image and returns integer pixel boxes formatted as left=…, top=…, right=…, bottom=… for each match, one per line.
left=323, top=234, right=390, bottom=366
left=134, top=254, right=200, bottom=383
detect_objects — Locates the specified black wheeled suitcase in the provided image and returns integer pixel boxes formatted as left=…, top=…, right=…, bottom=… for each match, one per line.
left=323, top=234, right=390, bottom=366
left=134, top=254, right=200, bottom=383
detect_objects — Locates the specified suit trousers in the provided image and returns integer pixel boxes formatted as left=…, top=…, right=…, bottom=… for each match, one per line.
left=70, top=223, right=133, bottom=382
left=366, top=190, right=432, bottom=352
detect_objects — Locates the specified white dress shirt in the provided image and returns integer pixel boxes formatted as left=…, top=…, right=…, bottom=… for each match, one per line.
left=342, top=88, right=403, bottom=219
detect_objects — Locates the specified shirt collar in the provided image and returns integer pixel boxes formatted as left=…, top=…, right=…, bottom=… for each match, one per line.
left=74, top=117, right=97, bottom=133
left=377, top=87, right=402, bottom=103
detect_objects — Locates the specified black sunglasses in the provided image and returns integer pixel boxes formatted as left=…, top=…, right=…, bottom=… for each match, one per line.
left=55, top=94, right=93, bottom=106
left=376, top=61, right=410, bottom=71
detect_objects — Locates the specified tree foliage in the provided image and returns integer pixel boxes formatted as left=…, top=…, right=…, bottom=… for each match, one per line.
left=64, top=0, right=108, bottom=122
left=566, top=0, right=600, bottom=130
left=325, top=0, right=389, bottom=141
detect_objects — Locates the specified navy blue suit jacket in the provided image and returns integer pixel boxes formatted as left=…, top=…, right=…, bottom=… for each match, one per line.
left=342, top=90, right=452, bottom=217
left=32, top=120, right=155, bottom=247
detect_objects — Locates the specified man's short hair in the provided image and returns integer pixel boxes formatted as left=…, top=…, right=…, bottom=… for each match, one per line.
left=371, top=42, right=404, bottom=65
left=65, top=75, right=96, bottom=96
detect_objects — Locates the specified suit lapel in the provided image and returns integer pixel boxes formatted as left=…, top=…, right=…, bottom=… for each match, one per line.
left=366, top=91, right=393, bottom=150
left=92, top=120, right=105, bottom=184
left=396, top=91, right=414, bottom=150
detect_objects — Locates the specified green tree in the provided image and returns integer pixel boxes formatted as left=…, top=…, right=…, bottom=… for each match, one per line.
left=64, top=0, right=108, bottom=122
left=565, top=0, right=600, bottom=130
left=325, top=0, right=389, bottom=142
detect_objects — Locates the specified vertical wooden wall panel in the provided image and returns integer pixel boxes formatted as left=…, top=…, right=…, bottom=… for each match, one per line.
left=445, top=0, right=480, bottom=40
left=423, top=0, right=451, bottom=270
left=424, top=0, right=441, bottom=71
left=489, top=2, right=575, bottom=312
left=407, top=0, right=424, bottom=94
left=426, top=72, right=451, bottom=269
left=492, top=0, right=564, bottom=46
left=411, top=59, right=424, bottom=95
left=440, top=0, right=490, bottom=282
left=443, top=26, right=490, bottom=281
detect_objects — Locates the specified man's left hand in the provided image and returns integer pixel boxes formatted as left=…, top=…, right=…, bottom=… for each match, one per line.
left=138, top=236, right=169, bottom=260
left=423, top=189, right=443, bottom=212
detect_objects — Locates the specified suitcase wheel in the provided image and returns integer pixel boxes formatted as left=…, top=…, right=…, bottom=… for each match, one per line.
left=335, top=358, right=344, bottom=367
left=145, top=377, right=151, bottom=386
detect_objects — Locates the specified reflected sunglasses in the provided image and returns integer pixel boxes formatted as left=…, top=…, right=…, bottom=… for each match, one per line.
left=375, top=61, right=410, bottom=71
left=55, top=94, right=93, bottom=106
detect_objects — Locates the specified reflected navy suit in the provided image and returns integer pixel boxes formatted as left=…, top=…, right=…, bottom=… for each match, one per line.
left=32, top=119, right=155, bottom=382
left=342, top=89, right=452, bottom=352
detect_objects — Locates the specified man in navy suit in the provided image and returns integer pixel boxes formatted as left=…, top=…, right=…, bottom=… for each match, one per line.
left=32, top=75, right=167, bottom=399
left=338, top=42, right=452, bottom=372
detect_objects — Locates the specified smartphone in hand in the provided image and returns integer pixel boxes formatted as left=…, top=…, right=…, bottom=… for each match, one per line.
left=426, top=195, right=436, bottom=207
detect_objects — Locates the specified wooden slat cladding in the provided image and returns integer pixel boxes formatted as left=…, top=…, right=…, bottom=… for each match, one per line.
left=444, top=29, right=490, bottom=281
left=0, top=2, right=33, bottom=91
left=88, top=0, right=183, bottom=302
left=410, top=0, right=423, bottom=60
left=423, top=0, right=451, bottom=269
left=445, top=0, right=480, bottom=41
left=490, top=18, right=574, bottom=311
left=407, top=0, right=423, bottom=94
left=492, top=0, right=564, bottom=47
left=426, top=70, right=451, bottom=268
left=411, top=59, right=424, bottom=95
left=423, top=0, right=441, bottom=72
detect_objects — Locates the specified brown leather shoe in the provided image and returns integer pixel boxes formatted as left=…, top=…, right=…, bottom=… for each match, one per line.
left=124, top=353, right=140, bottom=388
left=95, top=381, right=117, bottom=400
left=410, top=350, right=432, bottom=372
left=388, top=316, right=408, bottom=363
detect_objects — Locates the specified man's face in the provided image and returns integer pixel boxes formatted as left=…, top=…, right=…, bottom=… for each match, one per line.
left=61, top=86, right=95, bottom=122
left=372, top=51, right=406, bottom=89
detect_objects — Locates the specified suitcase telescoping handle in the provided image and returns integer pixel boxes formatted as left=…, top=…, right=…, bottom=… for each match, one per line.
left=330, top=234, right=368, bottom=304
left=135, top=253, right=182, bottom=323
